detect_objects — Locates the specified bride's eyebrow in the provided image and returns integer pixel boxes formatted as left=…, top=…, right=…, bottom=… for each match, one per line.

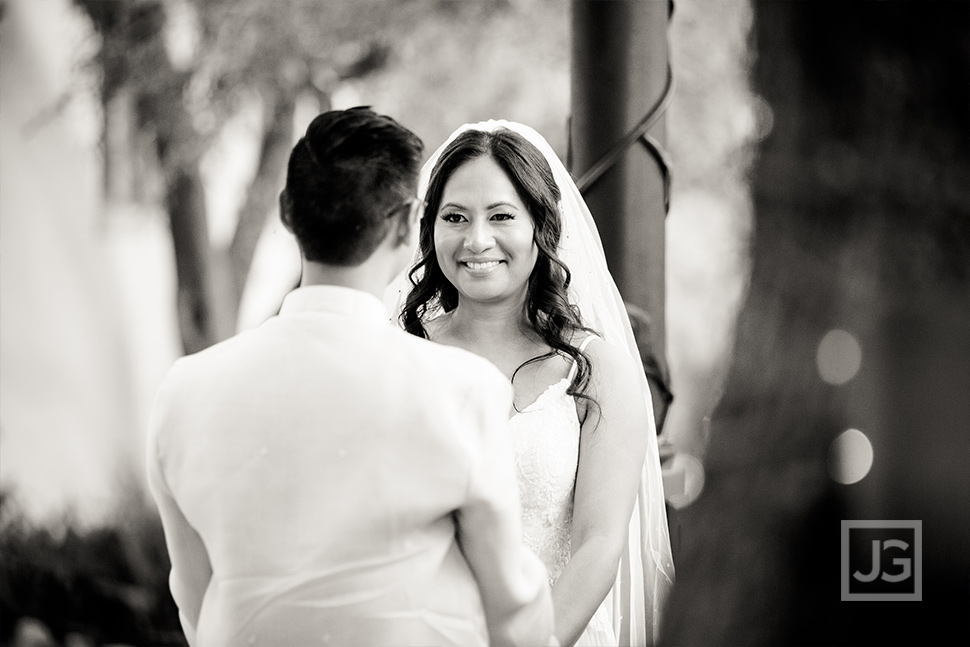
left=487, top=201, right=519, bottom=210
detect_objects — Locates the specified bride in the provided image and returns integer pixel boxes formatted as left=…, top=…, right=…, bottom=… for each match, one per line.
left=388, top=121, right=674, bottom=646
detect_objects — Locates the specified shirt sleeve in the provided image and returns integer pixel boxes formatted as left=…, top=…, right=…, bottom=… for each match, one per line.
left=454, top=367, right=555, bottom=647
left=145, top=370, right=212, bottom=647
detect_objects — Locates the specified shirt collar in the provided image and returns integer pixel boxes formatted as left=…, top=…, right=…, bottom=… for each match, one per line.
left=279, top=285, right=389, bottom=322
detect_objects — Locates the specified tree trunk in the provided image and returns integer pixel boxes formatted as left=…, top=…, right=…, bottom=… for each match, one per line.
left=227, top=93, right=296, bottom=310
left=166, top=164, right=219, bottom=355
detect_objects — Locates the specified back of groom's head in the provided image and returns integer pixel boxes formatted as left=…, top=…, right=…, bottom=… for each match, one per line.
left=281, top=107, right=423, bottom=266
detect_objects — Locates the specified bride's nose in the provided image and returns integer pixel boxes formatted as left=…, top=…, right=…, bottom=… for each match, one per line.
left=462, top=220, right=495, bottom=253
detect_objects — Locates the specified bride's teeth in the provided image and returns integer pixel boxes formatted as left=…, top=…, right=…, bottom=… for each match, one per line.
left=466, top=261, right=499, bottom=270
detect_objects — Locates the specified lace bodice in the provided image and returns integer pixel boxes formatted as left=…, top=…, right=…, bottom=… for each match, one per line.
left=509, top=367, right=582, bottom=585
left=508, top=347, right=618, bottom=645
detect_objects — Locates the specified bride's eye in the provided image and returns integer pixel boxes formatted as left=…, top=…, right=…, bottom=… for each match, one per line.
left=439, top=212, right=466, bottom=224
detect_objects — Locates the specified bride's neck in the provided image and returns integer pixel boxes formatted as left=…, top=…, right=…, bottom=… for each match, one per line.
left=445, top=299, right=535, bottom=348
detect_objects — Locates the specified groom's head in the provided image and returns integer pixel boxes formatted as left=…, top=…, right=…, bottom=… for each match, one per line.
left=280, top=107, right=423, bottom=266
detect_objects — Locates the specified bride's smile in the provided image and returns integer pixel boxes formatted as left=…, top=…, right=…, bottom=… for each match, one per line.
left=461, top=259, right=503, bottom=272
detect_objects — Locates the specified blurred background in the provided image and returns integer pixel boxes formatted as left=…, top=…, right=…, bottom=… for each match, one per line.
left=0, top=0, right=966, bottom=645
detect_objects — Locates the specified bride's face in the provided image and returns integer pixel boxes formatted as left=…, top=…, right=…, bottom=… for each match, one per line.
left=434, top=155, right=538, bottom=308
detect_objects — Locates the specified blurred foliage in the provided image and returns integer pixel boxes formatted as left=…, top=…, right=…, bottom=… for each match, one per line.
left=76, top=0, right=404, bottom=353
left=340, top=0, right=570, bottom=158
left=71, top=0, right=442, bottom=151
left=0, top=489, right=185, bottom=646
left=668, top=0, right=755, bottom=199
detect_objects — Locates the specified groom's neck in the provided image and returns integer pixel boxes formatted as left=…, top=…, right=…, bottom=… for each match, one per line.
left=299, top=259, right=388, bottom=300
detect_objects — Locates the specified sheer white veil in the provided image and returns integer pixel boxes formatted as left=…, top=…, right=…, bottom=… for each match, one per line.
left=385, top=120, right=674, bottom=644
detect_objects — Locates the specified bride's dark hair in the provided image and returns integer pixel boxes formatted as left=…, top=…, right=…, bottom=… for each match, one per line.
left=401, top=128, right=597, bottom=404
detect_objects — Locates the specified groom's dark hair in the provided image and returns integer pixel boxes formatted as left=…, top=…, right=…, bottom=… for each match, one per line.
left=281, top=106, right=423, bottom=266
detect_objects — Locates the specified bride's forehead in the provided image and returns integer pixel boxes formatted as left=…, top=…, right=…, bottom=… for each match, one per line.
left=442, top=156, right=520, bottom=197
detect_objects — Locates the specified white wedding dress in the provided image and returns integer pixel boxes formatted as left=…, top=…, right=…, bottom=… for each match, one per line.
left=510, top=337, right=617, bottom=646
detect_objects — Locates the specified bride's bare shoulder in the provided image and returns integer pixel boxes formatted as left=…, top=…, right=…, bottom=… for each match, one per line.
left=568, top=328, right=600, bottom=349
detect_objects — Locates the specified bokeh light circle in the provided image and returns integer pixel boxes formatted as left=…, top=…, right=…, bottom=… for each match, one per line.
left=828, top=428, right=874, bottom=485
left=817, top=329, right=862, bottom=385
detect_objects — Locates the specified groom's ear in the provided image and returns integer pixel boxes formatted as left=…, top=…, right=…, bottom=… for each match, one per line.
left=392, top=197, right=421, bottom=249
left=392, top=209, right=412, bottom=248
left=279, top=190, right=294, bottom=233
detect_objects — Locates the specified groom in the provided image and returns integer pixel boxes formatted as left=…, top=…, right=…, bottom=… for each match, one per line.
left=147, top=107, right=554, bottom=646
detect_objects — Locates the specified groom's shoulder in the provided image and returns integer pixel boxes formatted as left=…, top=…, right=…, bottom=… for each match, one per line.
left=161, top=326, right=266, bottom=383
